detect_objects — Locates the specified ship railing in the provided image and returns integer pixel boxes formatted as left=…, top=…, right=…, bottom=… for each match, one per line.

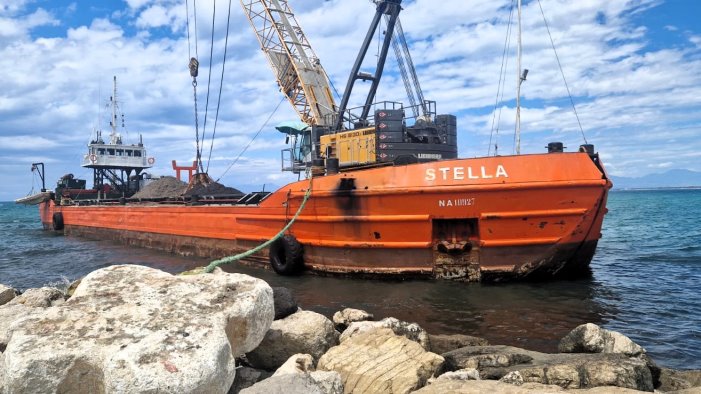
left=323, top=100, right=437, bottom=132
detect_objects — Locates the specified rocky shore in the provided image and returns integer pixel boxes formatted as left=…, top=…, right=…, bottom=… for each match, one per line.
left=1, top=265, right=699, bottom=393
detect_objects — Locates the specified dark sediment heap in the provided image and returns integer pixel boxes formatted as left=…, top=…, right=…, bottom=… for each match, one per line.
left=1, top=268, right=699, bottom=393
left=132, top=176, right=187, bottom=199
left=131, top=176, right=244, bottom=199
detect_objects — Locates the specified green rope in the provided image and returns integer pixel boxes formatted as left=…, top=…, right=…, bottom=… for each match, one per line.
left=203, top=174, right=313, bottom=273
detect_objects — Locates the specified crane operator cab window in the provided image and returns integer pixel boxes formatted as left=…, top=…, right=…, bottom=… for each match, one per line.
left=293, top=131, right=312, bottom=163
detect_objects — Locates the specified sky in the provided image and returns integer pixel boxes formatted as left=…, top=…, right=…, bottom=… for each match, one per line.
left=1, top=0, right=700, bottom=200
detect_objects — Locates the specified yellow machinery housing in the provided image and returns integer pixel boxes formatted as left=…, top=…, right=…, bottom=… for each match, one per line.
left=320, top=127, right=377, bottom=167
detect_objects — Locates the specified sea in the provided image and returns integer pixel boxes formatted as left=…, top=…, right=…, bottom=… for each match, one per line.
left=1, top=189, right=699, bottom=370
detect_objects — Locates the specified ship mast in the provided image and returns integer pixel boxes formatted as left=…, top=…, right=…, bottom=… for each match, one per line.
left=515, top=0, right=523, bottom=155
left=110, top=76, right=119, bottom=144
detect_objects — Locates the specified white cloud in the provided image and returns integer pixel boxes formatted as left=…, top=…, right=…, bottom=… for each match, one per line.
left=0, top=0, right=700, bottom=200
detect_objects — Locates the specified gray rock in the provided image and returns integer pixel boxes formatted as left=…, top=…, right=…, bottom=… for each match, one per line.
left=657, top=368, right=701, bottom=392
left=443, top=345, right=654, bottom=391
left=0, top=285, right=16, bottom=307
left=558, top=323, right=645, bottom=357
left=414, top=379, right=645, bottom=393
left=428, top=333, right=489, bottom=354
left=500, top=371, right=524, bottom=386
left=7, top=287, right=64, bottom=307
left=0, top=287, right=64, bottom=351
left=340, top=317, right=430, bottom=350
left=247, top=310, right=339, bottom=370
left=2, top=265, right=274, bottom=394
left=434, top=368, right=480, bottom=382
left=240, top=372, right=343, bottom=394
left=332, top=308, right=373, bottom=331
left=228, top=367, right=268, bottom=394
left=318, top=327, right=444, bottom=393
left=272, top=287, right=297, bottom=320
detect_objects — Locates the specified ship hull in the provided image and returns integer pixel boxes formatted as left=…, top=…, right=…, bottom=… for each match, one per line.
left=39, top=152, right=611, bottom=281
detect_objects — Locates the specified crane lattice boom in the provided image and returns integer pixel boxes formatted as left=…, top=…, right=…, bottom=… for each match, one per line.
left=241, top=0, right=336, bottom=126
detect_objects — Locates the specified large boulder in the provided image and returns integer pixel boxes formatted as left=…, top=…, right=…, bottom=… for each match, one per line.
left=228, top=366, right=269, bottom=394
left=332, top=308, right=373, bottom=331
left=428, top=333, right=489, bottom=354
left=318, top=327, right=444, bottom=393
left=246, top=310, right=339, bottom=370
left=0, top=285, right=16, bottom=306
left=6, top=287, right=64, bottom=308
left=272, top=287, right=298, bottom=320
left=2, top=265, right=274, bottom=394
left=340, top=317, right=429, bottom=350
left=443, top=345, right=654, bottom=391
left=558, top=323, right=645, bottom=357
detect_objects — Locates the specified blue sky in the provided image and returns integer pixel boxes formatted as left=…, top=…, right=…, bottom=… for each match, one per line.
left=1, top=0, right=700, bottom=200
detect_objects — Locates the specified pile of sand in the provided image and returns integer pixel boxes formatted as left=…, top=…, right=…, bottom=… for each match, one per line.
left=133, top=176, right=187, bottom=199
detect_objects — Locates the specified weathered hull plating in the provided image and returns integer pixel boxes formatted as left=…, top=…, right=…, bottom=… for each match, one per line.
left=39, top=152, right=611, bottom=281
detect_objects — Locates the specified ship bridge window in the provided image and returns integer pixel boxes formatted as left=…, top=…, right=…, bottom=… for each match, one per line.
left=116, top=149, right=124, bottom=156
left=134, top=150, right=142, bottom=157
left=98, top=148, right=105, bottom=155
left=125, top=150, right=133, bottom=157
left=107, top=148, right=115, bottom=156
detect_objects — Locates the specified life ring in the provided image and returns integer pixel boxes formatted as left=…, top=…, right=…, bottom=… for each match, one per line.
left=269, top=234, right=304, bottom=275
left=52, top=212, right=64, bottom=231
left=89, top=154, right=97, bottom=163
left=147, top=157, right=155, bottom=165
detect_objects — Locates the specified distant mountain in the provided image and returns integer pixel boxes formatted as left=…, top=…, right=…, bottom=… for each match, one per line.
left=610, top=169, right=701, bottom=189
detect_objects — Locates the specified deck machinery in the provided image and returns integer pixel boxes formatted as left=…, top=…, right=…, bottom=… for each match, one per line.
left=242, top=0, right=457, bottom=174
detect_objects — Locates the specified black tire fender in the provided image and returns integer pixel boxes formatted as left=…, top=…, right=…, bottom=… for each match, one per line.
left=52, top=212, right=64, bottom=231
left=269, top=234, right=304, bottom=275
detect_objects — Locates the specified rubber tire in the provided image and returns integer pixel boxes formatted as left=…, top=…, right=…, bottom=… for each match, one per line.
left=52, top=212, right=64, bottom=231
left=269, top=235, right=304, bottom=275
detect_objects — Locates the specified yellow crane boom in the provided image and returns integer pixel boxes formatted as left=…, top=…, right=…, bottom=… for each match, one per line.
left=240, top=0, right=337, bottom=127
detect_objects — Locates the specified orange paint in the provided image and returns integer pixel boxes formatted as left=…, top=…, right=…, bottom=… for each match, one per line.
left=40, top=152, right=611, bottom=281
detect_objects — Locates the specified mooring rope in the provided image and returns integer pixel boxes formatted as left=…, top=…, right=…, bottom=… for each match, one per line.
left=203, top=172, right=313, bottom=273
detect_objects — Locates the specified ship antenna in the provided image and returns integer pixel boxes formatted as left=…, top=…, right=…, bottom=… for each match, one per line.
left=515, top=0, right=524, bottom=155
left=110, top=76, right=118, bottom=142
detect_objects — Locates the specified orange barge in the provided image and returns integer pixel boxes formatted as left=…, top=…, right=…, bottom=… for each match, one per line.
left=24, top=0, right=612, bottom=281
left=37, top=151, right=610, bottom=281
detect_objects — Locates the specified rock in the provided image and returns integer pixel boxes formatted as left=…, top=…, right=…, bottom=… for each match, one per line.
left=657, top=368, right=701, bottom=392
left=0, top=287, right=64, bottom=351
left=246, top=310, right=339, bottom=370
left=2, top=265, right=274, bottom=394
left=0, top=285, right=16, bottom=306
left=332, top=308, right=373, bottom=331
left=558, top=323, right=645, bottom=357
left=413, top=379, right=566, bottom=393
left=272, top=287, right=297, bottom=320
left=272, top=354, right=314, bottom=376
left=428, top=333, right=489, bottom=354
left=500, top=371, right=524, bottom=386
left=318, top=327, right=444, bottom=393
left=240, top=371, right=343, bottom=394
left=434, top=368, right=480, bottom=382
left=443, top=345, right=654, bottom=391
left=228, top=367, right=269, bottom=394
left=340, top=317, right=429, bottom=350
left=7, top=287, right=64, bottom=307
left=414, top=379, right=645, bottom=393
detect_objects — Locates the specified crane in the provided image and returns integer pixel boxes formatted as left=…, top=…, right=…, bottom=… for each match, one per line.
left=242, top=0, right=457, bottom=172
left=240, top=0, right=337, bottom=127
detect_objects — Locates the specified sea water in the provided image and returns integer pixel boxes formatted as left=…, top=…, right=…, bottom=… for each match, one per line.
left=1, top=189, right=699, bottom=370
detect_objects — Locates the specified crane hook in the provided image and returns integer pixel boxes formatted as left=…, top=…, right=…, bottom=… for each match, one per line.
left=189, top=57, right=199, bottom=78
